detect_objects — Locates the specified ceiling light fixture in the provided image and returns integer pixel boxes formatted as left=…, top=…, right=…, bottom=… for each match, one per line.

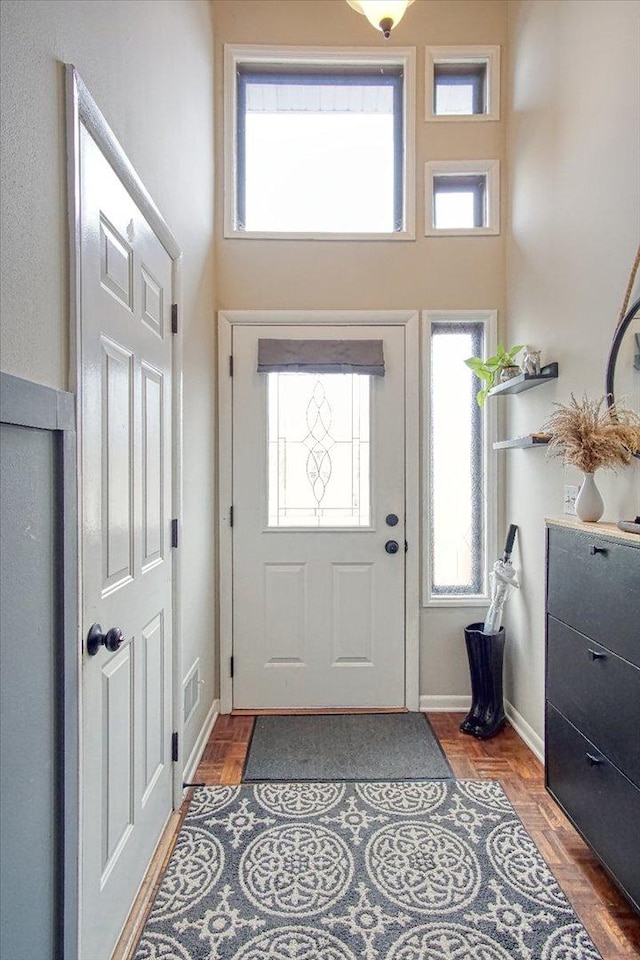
left=346, top=0, right=416, bottom=40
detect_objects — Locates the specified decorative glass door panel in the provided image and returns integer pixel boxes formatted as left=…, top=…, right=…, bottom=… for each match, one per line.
left=267, top=372, right=370, bottom=528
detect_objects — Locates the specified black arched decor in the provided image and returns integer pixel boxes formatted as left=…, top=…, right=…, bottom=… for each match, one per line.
left=606, top=295, right=640, bottom=460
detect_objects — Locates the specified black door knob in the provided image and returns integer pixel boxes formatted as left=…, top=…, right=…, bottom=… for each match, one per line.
left=87, top=622, right=125, bottom=657
left=385, top=540, right=400, bottom=554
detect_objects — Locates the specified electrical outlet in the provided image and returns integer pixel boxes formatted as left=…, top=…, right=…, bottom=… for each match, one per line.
left=563, top=484, right=579, bottom=515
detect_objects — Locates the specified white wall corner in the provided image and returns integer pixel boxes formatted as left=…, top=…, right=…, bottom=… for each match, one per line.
left=504, top=699, right=544, bottom=763
left=420, top=695, right=472, bottom=712
left=182, top=698, right=220, bottom=787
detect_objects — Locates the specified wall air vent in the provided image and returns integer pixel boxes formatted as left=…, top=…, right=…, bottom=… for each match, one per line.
left=183, top=659, right=201, bottom=725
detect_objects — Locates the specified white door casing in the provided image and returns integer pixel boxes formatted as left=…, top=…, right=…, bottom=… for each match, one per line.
left=218, top=311, right=420, bottom=713
left=69, top=68, right=182, bottom=960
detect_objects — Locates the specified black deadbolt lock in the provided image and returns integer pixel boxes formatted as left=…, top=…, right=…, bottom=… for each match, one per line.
left=385, top=514, right=399, bottom=526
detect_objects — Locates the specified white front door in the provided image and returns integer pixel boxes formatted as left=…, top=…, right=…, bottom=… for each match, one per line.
left=232, top=324, right=406, bottom=709
left=79, top=125, right=174, bottom=959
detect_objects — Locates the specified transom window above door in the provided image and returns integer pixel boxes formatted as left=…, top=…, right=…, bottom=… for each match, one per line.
left=224, top=45, right=416, bottom=239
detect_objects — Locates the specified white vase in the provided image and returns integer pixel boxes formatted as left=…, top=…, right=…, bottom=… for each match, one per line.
left=575, top=472, right=604, bottom=522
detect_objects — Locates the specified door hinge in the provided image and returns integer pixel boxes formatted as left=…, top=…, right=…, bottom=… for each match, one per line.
left=171, top=731, right=179, bottom=762
left=171, top=303, right=178, bottom=334
left=229, top=505, right=234, bottom=527
left=230, top=656, right=234, bottom=678
left=171, top=518, right=179, bottom=548
left=229, top=355, right=234, bottom=377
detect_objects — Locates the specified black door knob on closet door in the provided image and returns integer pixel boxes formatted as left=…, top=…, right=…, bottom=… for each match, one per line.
left=86, top=623, right=125, bottom=656
left=385, top=540, right=400, bottom=554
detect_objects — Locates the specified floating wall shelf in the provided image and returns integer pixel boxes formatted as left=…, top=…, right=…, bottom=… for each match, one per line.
left=493, top=434, right=551, bottom=450
left=490, top=361, right=559, bottom=448
left=487, top=362, right=559, bottom=398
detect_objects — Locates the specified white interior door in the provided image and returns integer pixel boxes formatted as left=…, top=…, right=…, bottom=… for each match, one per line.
left=232, top=324, right=406, bottom=709
left=79, top=125, right=174, bottom=959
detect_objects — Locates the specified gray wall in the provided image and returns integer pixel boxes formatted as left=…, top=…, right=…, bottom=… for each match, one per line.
left=0, top=422, right=62, bottom=959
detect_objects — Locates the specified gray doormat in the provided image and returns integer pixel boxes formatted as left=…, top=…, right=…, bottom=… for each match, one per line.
left=134, top=780, right=601, bottom=960
left=242, top=713, right=453, bottom=781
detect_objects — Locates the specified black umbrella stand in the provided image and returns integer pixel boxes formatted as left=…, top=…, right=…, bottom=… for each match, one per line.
left=460, top=621, right=506, bottom=739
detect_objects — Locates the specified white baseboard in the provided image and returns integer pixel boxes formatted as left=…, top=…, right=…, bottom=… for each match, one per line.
left=419, top=695, right=472, bottom=712
left=419, top=695, right=545, bottom=764
left=504, top=699, right=544, bottom=763
left=182, top=698, right=220, bottom=786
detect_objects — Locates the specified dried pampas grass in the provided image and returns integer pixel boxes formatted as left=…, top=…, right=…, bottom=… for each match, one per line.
left=544, top=394, right=640, bottom=473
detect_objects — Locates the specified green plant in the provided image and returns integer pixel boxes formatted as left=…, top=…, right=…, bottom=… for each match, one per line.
left=465, top=344, right=524, bottom=407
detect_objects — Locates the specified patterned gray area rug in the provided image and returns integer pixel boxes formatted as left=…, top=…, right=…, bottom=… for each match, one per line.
left=134, top=781, right=601, bottom=960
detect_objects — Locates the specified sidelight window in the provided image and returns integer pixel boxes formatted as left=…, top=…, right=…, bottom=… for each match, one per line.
left=424, top=311, right=497, bottom=604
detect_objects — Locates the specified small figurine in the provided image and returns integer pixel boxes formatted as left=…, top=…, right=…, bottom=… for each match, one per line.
left=521, top=347, right=541, bottom=376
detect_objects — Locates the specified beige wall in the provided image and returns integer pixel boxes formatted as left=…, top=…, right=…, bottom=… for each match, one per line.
left=0, top=0, right=218, bottom=765
left=6, top=0, right=633, bottom=738
left=505, top=0, right=640, bottom=740
left=213, top=0, right=509, bottom=701
left=215, top=0, right=506, bottom=314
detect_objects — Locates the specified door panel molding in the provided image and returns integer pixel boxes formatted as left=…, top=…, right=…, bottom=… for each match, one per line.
left=218, top=310, right=420, bottom=714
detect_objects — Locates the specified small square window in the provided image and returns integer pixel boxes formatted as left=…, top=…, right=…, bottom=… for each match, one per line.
left=433, top=175, right=486, bottom=230
left=425, top=46, right=500, bottom=121
left=425, top=161, right=499, bottom=236
left=434, top=62, right=486, bottom=116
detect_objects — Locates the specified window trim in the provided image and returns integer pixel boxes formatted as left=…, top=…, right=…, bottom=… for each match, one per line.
left=425, top=45, right=501, bottom=122
left=223, top=44, right=416, bottom=241
left=421, top=310, right=498, bottom=608
left=425, top=160, right=500, bottom=237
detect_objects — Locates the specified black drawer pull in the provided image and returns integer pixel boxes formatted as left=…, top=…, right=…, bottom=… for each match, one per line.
left=589, top=545, right=608, bottom=556
left=587, top=648, right=607, bottom=661
left=586, top=753, right=604, bottom=766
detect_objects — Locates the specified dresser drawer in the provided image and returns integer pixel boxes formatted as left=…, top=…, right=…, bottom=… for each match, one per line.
left=547, top=527, right=640, bottom=667
left=547, top=615, right=640, bottom=787
left=546, top=703, right=640, bottom=910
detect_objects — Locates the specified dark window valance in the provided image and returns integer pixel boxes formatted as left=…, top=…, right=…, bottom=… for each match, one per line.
left=257, top=339, right=385, bottom=376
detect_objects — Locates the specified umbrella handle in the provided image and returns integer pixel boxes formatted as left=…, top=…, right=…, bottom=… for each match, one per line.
left=503, top=524, right=518, bottom=561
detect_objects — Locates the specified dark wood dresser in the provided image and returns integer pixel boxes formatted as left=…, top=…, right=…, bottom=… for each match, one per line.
left=546, top=519, right=640, bottom=912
